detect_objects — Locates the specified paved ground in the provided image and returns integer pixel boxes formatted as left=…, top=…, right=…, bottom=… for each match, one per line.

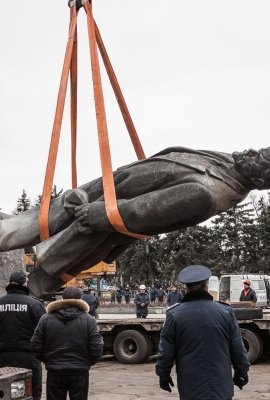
left=40, top=357, right=270, bottom=399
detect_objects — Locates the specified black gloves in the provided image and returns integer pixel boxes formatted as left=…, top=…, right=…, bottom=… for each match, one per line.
left=233, top=372, right=249, bottom=389
left=159, top=376, right=174, bottom=392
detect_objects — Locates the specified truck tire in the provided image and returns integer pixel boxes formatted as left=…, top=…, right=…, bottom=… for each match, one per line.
left=113, top=330, right=149, bottom=364
left=240, top=328, right=263, bottom=364
left=143, top=334, right=153, bottom=362
left=234, top=308, right=263, bottom=320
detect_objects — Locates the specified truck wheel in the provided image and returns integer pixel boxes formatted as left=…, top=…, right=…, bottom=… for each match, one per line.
left=143, top=334, right=153, bottom=362
left=113, top=330, right=149, bottom=364
left=240, top=328, right=263, bottom=364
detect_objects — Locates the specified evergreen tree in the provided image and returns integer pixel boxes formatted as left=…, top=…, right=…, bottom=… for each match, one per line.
left=210, top=202, right=258, bottom=273
left=156, top=226, right=214, bottom=281
left=116, top=238, right=160, bottom=287
left=34, top=185, right=63, bottom=206
left=13, top=190, right=31, bottom=215
left=12, top=190, right=32, bottom=253
left=256, top=193, right=270, bottom=274
left=51, top=185, right=63, bottom=199
left=116, top=202, right=262, bottom=283
left=116, top=226, right=216, bottom=287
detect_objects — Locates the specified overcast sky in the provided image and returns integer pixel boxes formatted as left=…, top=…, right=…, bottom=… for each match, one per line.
left=1, top=0, right=270, bottom=214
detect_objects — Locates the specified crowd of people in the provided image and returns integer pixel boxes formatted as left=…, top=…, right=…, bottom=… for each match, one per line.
left=106, top=283, right=185, bottom=318
left=0, top=268, right=255, bottom=399
left=109, top=284, right=185, bottom=306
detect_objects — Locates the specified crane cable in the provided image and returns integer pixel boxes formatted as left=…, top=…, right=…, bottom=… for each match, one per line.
left=38, top=0, right=147, bottom=243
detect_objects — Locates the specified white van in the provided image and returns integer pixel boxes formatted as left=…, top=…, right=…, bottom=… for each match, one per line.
left=219, top=274, right=270, bottom=308
left=208, top=276, right=219, bottom=300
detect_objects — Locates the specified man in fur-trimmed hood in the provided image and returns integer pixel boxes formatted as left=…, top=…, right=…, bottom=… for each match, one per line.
left=31, top=287, right=103, bottom=400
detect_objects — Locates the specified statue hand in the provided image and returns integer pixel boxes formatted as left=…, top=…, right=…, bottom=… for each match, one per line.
left=74, top=204, right=94, bottom=235
left=75, top=200, right=109, bottom=233
left=75, top=204, right=92, bottom=226
left=63, top=188, right=89, bottom=216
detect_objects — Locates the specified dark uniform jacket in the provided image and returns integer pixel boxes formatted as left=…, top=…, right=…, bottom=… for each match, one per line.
left=134, top=293, right=150, bottom=317
left=116, top=289, right=123, bottom=299
left=0, top=284, right=46, bottom=352
left=156, top=290, right=249, bottom=400
left=31, top=298, right=103, bottom=371
left=123, top=289, right=131, bottom=299
left=240, top=288, right=257, bottom=302
left=150, top=287, right=157, bottom=300
left=167, top=290, right=183, bottom=306
left=157, top=289, right=166, bottom=299
left=81, top=292, right=97, bottom=316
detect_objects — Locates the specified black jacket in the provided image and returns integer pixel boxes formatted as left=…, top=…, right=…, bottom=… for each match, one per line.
left=150, top=287, right=157, bottom=299
left=134, top=293, right=150, bottom=316
left=116, top=290, right=123, bottom=299
left=156, top=290, right=249, bottom=400
left=30, top=298, right=103, bottom=370
left=81, top=293, right=97, bottom=316
left=123, top=289, right=131, bottom=298
left=240, top=288, right=257, bottom=302
left=0, top=284, right=46, bottom=352
left=157, top=289, right=166, bottom=298
left=167, top=290, right=183, bottom=306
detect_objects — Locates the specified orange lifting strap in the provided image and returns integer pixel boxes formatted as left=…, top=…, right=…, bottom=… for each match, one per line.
left=38, top=0, right=147, bottom=242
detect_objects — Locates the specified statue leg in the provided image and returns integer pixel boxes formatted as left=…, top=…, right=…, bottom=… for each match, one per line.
left=29, top=221, right=135, bottom=298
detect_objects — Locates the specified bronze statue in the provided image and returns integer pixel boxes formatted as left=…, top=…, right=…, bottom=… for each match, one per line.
left=1, top=146, right=269, bottom=298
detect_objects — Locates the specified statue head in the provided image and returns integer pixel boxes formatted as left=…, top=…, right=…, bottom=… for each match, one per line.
left=232, top=148, right=270, bottom=189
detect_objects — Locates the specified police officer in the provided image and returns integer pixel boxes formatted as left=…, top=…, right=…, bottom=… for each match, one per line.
left=81, top=287, right=98, bottom=317
left=0, top=271, right=46, bottom=400
left=156, top=265, right=249, bottom=400
left=116, top=288, right=123, bottom=304
left=123, top=287, right=131, bottom=304
left=150, top=286, right=157, bottom=304
left=167, top=285, right=183, bottom=307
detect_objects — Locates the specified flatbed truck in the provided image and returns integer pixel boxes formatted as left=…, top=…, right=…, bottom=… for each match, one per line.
left=98, top=310, right=270, bottom=365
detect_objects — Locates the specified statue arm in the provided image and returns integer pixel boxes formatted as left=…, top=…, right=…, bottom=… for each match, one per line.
left=0, top=194, right=73, bottom=251
left=75, top=183, right=215, bottom=234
